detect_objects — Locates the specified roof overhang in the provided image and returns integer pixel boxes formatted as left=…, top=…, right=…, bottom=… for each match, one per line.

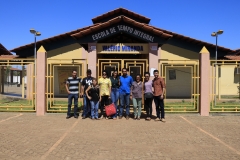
left=0, top=43, right=12, bottom=55
left=92, top=8, right=151, bottom=24
left=71, top=16, right=173, bottom=47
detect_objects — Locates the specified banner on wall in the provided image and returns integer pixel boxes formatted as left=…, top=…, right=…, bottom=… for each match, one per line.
left=58, top=66, right=78, bottom=94
left=97, top=43, right=149, bottom=54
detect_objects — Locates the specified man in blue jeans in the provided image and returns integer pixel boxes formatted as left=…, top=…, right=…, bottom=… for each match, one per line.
left=65, top=70, right=82, bottom=119
left=119, top=68, right=133, bottom=120
left=81, top=69, right=94, bottom=119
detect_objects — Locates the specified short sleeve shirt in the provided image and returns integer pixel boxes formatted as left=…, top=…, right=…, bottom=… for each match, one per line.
left=99, top=77, right=112, bottom=96
left=119, top=75, right=133, bottom=94
left=66, top=77, right=81, bottom=94
left=131, top=81, right=143, bottom=98
left=144, top=80, right=153, bottom=94
left=152, top=77, right=166, bottom=96
left=110, top=76, right=120, bottom=88
left=82, top=77, right=94, bottom=92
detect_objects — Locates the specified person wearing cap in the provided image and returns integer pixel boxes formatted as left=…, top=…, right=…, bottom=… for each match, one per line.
left=81, top=69, right=95, bottom=119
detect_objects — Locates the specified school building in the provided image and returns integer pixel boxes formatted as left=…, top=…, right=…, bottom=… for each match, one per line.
left=1, top=8, right=239, bottom=115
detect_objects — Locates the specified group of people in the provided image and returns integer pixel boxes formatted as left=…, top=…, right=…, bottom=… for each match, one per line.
left=65, top=68, right=166, bottom=122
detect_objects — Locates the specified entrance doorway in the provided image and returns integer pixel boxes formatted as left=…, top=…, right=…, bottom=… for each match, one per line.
left=98, top=58, right=148, bottom=79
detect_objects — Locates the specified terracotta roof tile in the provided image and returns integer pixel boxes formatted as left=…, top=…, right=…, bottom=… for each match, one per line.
left=92, top=8, right=150, bottom=24
left=0, top=55, right=19, bottom=59
left=224, top=55, right=240, bottom=60
left=71, top=16, right=173, bottom=40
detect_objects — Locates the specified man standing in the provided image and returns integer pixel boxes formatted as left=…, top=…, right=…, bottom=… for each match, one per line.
left=119, top=68, right=133, bottom=120
left=152, top=70, right=166, bottom=122
left=81, top=69, right=94, bottom=119
left=65, top=70, right=82, bottom=119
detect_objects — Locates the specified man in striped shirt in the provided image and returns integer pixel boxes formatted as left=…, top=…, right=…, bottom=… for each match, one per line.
left=65, top=70, right=82, bottom=119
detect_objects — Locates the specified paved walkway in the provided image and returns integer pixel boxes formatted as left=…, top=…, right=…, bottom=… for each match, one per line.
left=0, top=113, right=240, bottom=160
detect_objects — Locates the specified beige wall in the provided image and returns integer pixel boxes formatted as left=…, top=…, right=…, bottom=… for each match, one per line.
left=161, top=44, right=199, bottom=60
left=165, top=67, right=192, bottom=98
left=217, top=65, right=240, bottom=96
left=46, top=43, right=86, bottom=96
left=159, top=44, right=198, bottom=98
left=47, top=43, right=83, bottom=59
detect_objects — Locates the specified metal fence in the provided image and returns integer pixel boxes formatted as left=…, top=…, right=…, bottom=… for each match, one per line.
left=0, top=58, right=35, bottom=112
left=210, top=60, right=240, bottom=112
left=159, top=60, right=199, bottom=112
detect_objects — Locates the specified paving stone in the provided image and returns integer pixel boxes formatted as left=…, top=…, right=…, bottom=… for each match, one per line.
left=0, top=113, right=240, bottom=159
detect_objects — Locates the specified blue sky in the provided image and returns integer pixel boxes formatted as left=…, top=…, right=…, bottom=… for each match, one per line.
left=0, top=0, right=239, bottom=52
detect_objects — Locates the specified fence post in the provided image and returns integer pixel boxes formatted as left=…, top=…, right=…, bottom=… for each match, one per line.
left=36, top=46, right=47, bottom=116
left=149, top=43, right=159, bottom=116
left=199, top=46, right=210, bottom=116
left=88, top=43, right=97, bottom=78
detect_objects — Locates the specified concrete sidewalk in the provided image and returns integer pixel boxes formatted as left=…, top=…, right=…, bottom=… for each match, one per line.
left=0, top=113, right=240, bottom=160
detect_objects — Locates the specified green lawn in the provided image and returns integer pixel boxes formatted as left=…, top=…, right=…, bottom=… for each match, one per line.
left=0, top=99, right=32, bottom=106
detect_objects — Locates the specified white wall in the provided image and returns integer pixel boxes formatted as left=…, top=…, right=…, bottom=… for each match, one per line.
left=6, top=76, right=27, bottom=84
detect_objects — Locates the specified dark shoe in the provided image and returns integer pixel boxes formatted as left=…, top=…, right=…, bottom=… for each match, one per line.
left=134, top=116, right=137, bottom=120
left=66, top=116, right=71, bottom=119
left=119, top=116, right=122, bottom=119
left=82, top=116, right=86, bottom=119
left=74, top=116, right=78, bottom=119
left=137, top=117, right=140, bottom=120
left=126, top=116, right=129, bottom=120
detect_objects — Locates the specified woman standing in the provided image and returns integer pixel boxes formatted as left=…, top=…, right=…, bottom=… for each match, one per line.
left=130, top=74, right=143, bottom=120
left=85, top=78, right=100, bottom=120
left=110, top=70, right=120, bottom=120
left=99, top=70, right=112, bottom=119
left=143, top=72, right=153, bottom=121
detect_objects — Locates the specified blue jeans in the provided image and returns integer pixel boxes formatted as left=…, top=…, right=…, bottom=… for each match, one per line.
left=111, top=88, right=120, bottom=118
left=90, top=101, right=99, bottom=119
left=83, top=94, right=90, bottom=117
left=67, top=94, right=78, bottom=116
left=119, top=93, right=130, bottom=116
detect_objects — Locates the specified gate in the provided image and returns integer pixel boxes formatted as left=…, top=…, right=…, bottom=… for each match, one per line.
left=210, top=60, right=240, bottom=112
left=0, top=58, right=35, bottom=112
left=98, top=59, right=148, bottom=78
left=98, top=59, right=148, bottom=109
left=46, top=59, right=86, bottom=112
left=159, top=60, right=199, bottom=112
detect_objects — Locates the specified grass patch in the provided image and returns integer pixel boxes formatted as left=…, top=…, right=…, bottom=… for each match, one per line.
left=0, top=98, right=33, bottom=106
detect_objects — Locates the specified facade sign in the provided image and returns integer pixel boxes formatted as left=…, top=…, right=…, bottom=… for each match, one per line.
left=97, top=43, right=149, bottom=54
left=90, top=46, right=96, bottom=51
left=151, top=46, right=158, bottom=51
left=92, top=25, right=155, bottom=42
